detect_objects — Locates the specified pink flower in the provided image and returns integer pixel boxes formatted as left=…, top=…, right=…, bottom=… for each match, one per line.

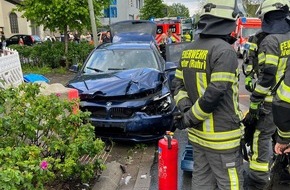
left=40, top=160, right=48, bottom=170
left=56, top=93, right=61, bottom=97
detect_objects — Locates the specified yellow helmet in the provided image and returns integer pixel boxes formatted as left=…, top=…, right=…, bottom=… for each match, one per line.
left=259, top=0, right=290, bottom=17
left=200, top=0, right=241, bottom=21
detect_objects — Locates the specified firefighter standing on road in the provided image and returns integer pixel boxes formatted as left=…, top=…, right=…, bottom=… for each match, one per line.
left=273, top=62, right=290, bottom=154
left=173, top=0, right=244, bottom=189
left=242, top=0, right=290, bottom=189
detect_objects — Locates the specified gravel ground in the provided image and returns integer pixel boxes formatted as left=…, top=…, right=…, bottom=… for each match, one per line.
left=44, top=72, right=77, bottom=85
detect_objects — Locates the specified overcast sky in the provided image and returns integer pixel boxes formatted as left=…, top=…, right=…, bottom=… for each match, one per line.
left=163, top=0, right=201, bottom=16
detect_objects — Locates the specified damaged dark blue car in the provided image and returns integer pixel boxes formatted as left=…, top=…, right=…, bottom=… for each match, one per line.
left=67, top=20, right=178, bottom=142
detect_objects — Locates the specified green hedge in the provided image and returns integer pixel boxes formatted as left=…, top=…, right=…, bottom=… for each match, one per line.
left=9, top=41, right=94, bottom=69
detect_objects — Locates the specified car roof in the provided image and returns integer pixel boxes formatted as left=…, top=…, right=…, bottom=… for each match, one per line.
left=97, top=41, right=155, bottom=50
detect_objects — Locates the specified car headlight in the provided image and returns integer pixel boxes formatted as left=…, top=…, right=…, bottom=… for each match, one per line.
left=141, top=93, right=172, bottom=115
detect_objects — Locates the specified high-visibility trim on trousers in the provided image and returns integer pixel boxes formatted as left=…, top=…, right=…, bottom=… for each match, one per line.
left=228, top=168, right=240, bottom=190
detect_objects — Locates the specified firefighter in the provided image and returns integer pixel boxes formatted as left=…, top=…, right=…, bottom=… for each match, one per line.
left=242, top=0, right=290, bottom=189
left=273, top=62, right=290, bottom=154
left=173, top=0, right=244, bottom=189
left=243, top=30, right=268, bottom=93
left=167, top=30, right=176, bottom=44
left=183, top=31, right=191, bottom=42
left=272, top=62, right=290, bottom=183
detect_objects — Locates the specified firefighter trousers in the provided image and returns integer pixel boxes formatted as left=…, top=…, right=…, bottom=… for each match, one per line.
left=191, top=144, right=244, bottom=190
left=247, top=103, right=276, bottom=190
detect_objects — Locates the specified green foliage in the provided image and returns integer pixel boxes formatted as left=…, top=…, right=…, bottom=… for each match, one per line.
left=9, top=41, right=94, bottom=69
left=15, top=0, right=110, bottom=33
left=22, top=66, right=67, bottom=76
left=140, top=0, right=167, bottom=20
left=14, top=0, right=110, bottom=68
left=167, top=3, right=190, bottom=18
left=0, top=83, right=105, bottom=189
left=245, top=4, right=260, bottom=17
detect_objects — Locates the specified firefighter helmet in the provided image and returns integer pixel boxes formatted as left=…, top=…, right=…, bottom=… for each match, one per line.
left=258, top=0, right=290, bottom=18
left=201, top=0, right=241, bottom=21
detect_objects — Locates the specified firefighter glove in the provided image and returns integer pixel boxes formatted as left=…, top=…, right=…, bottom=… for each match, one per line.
left=173, top=112, right=186, bottom=130
left=243, top=101, right=261, bottom=145
left=177, top=98, right=193, bottom=113
left=173, top=110, right=195, bottom=130
left=245, top=76, right=255, bottom=92
left=243, top=117, right=256, bottom=146
left=243, top=101, right=261, bottom=126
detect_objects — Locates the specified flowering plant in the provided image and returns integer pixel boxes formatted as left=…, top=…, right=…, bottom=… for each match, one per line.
left=0, top=83, right=104, bottom=189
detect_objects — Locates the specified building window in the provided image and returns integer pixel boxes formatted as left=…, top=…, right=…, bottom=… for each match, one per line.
left=130, top=0, right=133, bottom=7
left=30, top=21, right=40, bottom=36
left=9, top=13, right=19, bottom=33
left=104, top=6, right=117, bottom=18
left=136, top=0, right=141, bottom=9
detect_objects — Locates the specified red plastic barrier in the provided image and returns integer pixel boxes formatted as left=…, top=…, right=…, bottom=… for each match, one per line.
left=67, top=88, right=79, bottom=114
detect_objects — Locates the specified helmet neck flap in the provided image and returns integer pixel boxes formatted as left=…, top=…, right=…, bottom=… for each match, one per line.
left=262, top=7, right=290, bottom=34
left=197, top=15, right=236, bottom=36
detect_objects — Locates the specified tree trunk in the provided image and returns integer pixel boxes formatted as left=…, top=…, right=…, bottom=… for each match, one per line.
left=64, top=25, right=69, bottom=69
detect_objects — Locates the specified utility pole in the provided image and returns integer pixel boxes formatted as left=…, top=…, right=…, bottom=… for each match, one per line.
left=109, top=5, right=111, bottom=25
left=88, top=0, right=98, bottom=47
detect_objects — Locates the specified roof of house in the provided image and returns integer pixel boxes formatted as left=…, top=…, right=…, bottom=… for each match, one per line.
left=5, top=0, right=21, bottom=5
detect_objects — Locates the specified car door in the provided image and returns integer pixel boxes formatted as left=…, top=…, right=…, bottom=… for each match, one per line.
left=23, top=35, right=33, bottom=46
left=164, top=42, right=192, bottom=92
left=6, top=35, right=19, bottom=46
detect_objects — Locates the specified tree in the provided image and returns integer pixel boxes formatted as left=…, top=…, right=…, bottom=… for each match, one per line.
left=140, top=0, right=166, bottom=20
left=242, top=0, right=261, bottom=17
left=167, top=3, right=190, bottom=18
left=15, top=0, right=111, bottom=68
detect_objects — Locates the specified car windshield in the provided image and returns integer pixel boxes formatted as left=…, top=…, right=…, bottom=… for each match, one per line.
left=241, top=28, right=260, bottom=38
left=83, top=49, right=159, bottom=73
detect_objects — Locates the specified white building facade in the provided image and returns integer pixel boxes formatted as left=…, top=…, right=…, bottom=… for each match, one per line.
left=100, top=0, right=144, bottom=26
left=0, top=0, right=144, bottom=39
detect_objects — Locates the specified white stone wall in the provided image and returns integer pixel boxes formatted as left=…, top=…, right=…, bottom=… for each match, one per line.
left=0, top=47, right=23, bottom=89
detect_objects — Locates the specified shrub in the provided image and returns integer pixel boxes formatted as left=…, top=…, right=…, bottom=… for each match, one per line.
left=0, top=83, right=104, bottom=190
left=9, top=41, right=94, bottom=69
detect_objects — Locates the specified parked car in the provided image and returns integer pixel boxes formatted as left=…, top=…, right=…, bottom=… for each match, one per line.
left=6, top=34, right=42, bottom=46
left=67, top=20, right=180, bottom=142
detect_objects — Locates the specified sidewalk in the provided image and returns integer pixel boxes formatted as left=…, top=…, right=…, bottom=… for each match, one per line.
left=94, top=142, right=157, bottom=190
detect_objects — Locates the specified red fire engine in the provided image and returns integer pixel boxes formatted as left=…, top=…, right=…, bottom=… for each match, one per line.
left=233, top=17, right=261, bottom=58
left=154, top=18, right=182, bottom=44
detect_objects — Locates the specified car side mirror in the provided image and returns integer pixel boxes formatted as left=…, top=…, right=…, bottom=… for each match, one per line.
left=69, top=64, right=79, bottom=73
left=165, top=62, right=177, bottom=72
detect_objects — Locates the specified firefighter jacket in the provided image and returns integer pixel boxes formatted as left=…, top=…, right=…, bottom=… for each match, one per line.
left=244, top=31, right=268, bottom=77
left=251, top=31, right=290, bottom=104
left=273, top=62, right=290, bottom=144
left=173, top=37, right=243, bottom=153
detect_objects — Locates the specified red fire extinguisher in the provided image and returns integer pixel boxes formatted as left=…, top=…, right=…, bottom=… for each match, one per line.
left=158, top=131, right=178, bottom=190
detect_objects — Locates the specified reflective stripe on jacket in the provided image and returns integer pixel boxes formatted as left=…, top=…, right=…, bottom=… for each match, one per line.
left=173, top=37, right=243, bottom=152
left=251, top=31, right=290, bottom=103
left=273, top=61, right=290, bottom=143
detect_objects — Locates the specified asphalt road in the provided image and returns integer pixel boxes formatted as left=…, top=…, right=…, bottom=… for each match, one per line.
left=149, top=59, right=290, bottom=190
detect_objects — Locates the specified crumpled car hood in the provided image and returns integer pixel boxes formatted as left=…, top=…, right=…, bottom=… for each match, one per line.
left=67, top=68, right=164, bottom=98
